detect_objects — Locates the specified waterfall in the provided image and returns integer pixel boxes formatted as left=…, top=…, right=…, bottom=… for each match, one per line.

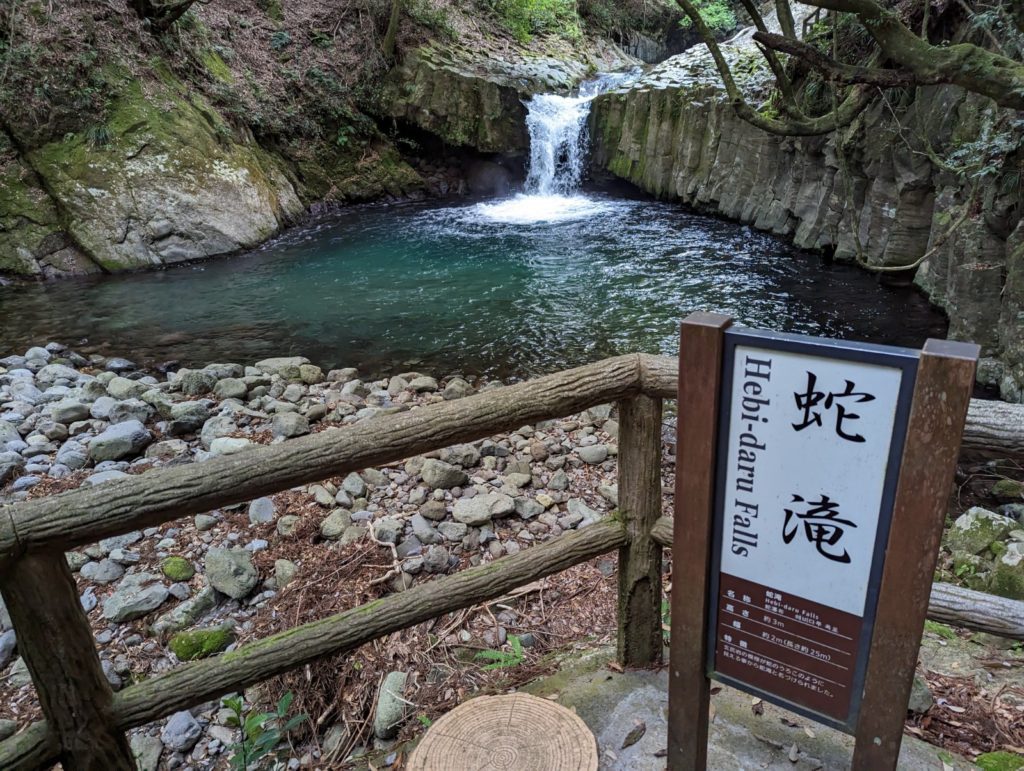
left=476, top=69, right=641, bottom=224
left=523, top=93, right=593, bottom=196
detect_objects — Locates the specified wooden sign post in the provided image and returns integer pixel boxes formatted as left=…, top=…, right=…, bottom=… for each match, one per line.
left=668, top=312, right=979, bottom=770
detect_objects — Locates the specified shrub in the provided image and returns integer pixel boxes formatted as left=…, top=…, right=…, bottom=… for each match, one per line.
left=678, top=0, right=736, bottom=32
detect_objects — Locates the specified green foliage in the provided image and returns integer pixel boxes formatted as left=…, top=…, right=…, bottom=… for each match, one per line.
left=946, top=114, right=1024, bottom=188
left=408, top=0, right=457, bottom=40
left=923, top=620, right=956, bottom=641
left=85, top=124, right=111, bottom=147
left=310, top=30, right=334, bottom=49
left=417, top=714, right=433, bottom=727
left=678, top=0, right=736, bottom=32
left=256, top=0, right=284, bottom=22
left=269, top=31, right=292, bottom=51
left=223, top=692, right=308, bottom=771
left=478, top=0, right=582, bottom=43
left=474, top=634, right=525, bottom=670
left=335, top=125, right=355, bottom=147
left=975, top=751, right=1024, bottom=771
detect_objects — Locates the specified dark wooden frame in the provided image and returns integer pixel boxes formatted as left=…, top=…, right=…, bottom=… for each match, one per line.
left=667, top=312, right=732, bottom=769
left=666, top=316, right=979, bottom=770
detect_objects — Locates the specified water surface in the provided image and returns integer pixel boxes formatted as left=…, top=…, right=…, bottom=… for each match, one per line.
left=0, top=195, right=946, bottom=379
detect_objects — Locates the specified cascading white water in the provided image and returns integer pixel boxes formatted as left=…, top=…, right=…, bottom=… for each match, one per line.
left=523, top=93, right=593, bottom=196
left=476, top=69, right=641, bottom=224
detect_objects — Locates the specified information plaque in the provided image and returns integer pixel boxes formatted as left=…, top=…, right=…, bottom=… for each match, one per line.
left=707, top=328, right=919, bottom=730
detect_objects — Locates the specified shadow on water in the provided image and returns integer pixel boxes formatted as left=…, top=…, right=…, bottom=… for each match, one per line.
left=0, top=194, right=947, bottom=380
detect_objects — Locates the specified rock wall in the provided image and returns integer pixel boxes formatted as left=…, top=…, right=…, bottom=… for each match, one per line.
left=591, top=56, right=1024, bottom=400
left=0, top=66, right=423, bottom=280
left=378, top=39, right=637, bottom=153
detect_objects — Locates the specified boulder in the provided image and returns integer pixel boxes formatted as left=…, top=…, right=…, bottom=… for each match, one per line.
left=271, top=412, right=309, bottom=439
left=373, top=516, right=404, bottom=544
left=577, top=444, right=609, bottom=465
left=452, top=493, right=514, bottom=526
left=178, top=370, right=217, bottom=396
left=160, top=711, right=202, bottom=752
left=150, top=585, right=218, bottom=636
left=248, top=497, right=277, bottom=525
left=49, top=399, right=90, bottom=424
left=945, top=507, right=1016, bottom=555
left=255, top=356, right=309, bottom=379
left=102, top=573, right=169, bottom=622
left=205, top=548, right=258, bottom=599
left=169, top=401, right=213, bottom=436
left=213, top=378, right=248, bottom=400
left=420, top=458, right=469, bottom=489
left=373, top=671, right=408, bottom=739
left=89, top=420, right=152, bottom=462
left=321, top=510, right=353, bottom=540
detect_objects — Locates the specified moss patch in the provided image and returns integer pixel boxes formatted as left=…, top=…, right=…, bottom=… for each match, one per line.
left=991, top=479, right=1024, bottom=500
left=162, top=556, right=196, bottom=582
left=169, top=626, right=235, bottom=661
left=200, top=49, right=235, bottom=84
left=976, top=751, right=1024, bottom=771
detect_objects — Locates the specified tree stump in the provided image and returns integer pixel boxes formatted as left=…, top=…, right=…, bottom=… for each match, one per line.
left=408, top=693, right=598, bottom=771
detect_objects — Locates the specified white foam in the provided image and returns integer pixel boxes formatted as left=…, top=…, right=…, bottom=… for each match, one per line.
left=474, top=194, right=616, bottom=225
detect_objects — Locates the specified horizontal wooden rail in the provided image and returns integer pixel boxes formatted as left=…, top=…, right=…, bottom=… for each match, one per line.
left=0, top=356, right=643, bottom=559
left=0, top=352, right=1020, bottom=767
left=3, top=354, right=1020, bottom=561
left=637, top=354, right=1024, bottom=461
left=0, top=519, right=627, bottom=768
left=650, top=516, right=1024, bottom=640
left=926, top=582, right=1024, bottom=640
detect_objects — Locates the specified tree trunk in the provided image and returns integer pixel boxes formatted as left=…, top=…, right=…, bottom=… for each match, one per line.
left=382, top=0, right=402, bottom=60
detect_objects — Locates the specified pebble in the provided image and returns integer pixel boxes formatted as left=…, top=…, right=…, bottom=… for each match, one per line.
left=0, top=344, right=634, bottom=760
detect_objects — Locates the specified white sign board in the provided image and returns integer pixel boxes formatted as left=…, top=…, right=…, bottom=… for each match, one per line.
left=708, top=329, right=918, bottom=728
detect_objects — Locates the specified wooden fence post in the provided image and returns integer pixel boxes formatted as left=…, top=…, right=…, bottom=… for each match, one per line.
left=852, top=339, right=978, bottom=769
left=616, top=394, right=664, bottom=666
left=0, top=552, right=134, bottom=769
left=668, top=312, right=731, bottom=771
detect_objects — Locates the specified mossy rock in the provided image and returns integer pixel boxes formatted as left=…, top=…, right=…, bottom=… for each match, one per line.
left=161, top=556, right=195, bottom=582
left=976, top=751, right=1024, bottom=771
left=945, top=507, right=1016, bottom=555
left=169, top=625, right=235, bottom=661
left=987, top=555, right=1024, bottom=601
left=200, top=49, right=234, bottom=84
left=991, top=478, right=1024, bottom=501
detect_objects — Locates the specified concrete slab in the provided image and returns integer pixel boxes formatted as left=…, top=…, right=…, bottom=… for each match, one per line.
left=522, top=647, right=977, bottom=770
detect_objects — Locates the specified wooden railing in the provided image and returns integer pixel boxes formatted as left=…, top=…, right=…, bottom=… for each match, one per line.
left=1, top=353, right=1022, bottom=769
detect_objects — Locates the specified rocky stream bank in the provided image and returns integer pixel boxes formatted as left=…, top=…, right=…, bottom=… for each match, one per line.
left=0, top=342, right=637, bottom=768
left=1, top=343, right=1024, bottom=768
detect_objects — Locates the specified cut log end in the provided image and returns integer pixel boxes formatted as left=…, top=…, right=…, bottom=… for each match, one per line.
left=408, top=693, right=598, bottom=771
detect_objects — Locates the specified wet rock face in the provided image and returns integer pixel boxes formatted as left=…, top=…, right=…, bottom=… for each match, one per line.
left=378, top=41, right=637, bottom=154
left=590, top=43, right=1024, bottom=400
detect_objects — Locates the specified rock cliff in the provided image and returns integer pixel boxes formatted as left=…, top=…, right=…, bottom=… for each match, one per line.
left=591, top=31, right=1024, bottom=400
left=377, top=38, right=636, bottom=153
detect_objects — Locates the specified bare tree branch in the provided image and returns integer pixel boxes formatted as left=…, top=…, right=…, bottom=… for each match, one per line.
left=796, top=0, right=1024, bottom=109
left=674, top=0, right=871, bottom=136
left=753, top=31, right=942, bottom=88
left=129, top=0, right=207, bottom=32
left=774, top=0, right=797, bottom=39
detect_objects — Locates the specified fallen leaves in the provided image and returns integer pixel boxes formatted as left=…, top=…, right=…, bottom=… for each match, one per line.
left=622, top=720, right=647, bottom=749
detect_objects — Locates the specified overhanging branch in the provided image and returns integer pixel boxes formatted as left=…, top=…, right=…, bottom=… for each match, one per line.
left=753, top=31, right=942, bottom=88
